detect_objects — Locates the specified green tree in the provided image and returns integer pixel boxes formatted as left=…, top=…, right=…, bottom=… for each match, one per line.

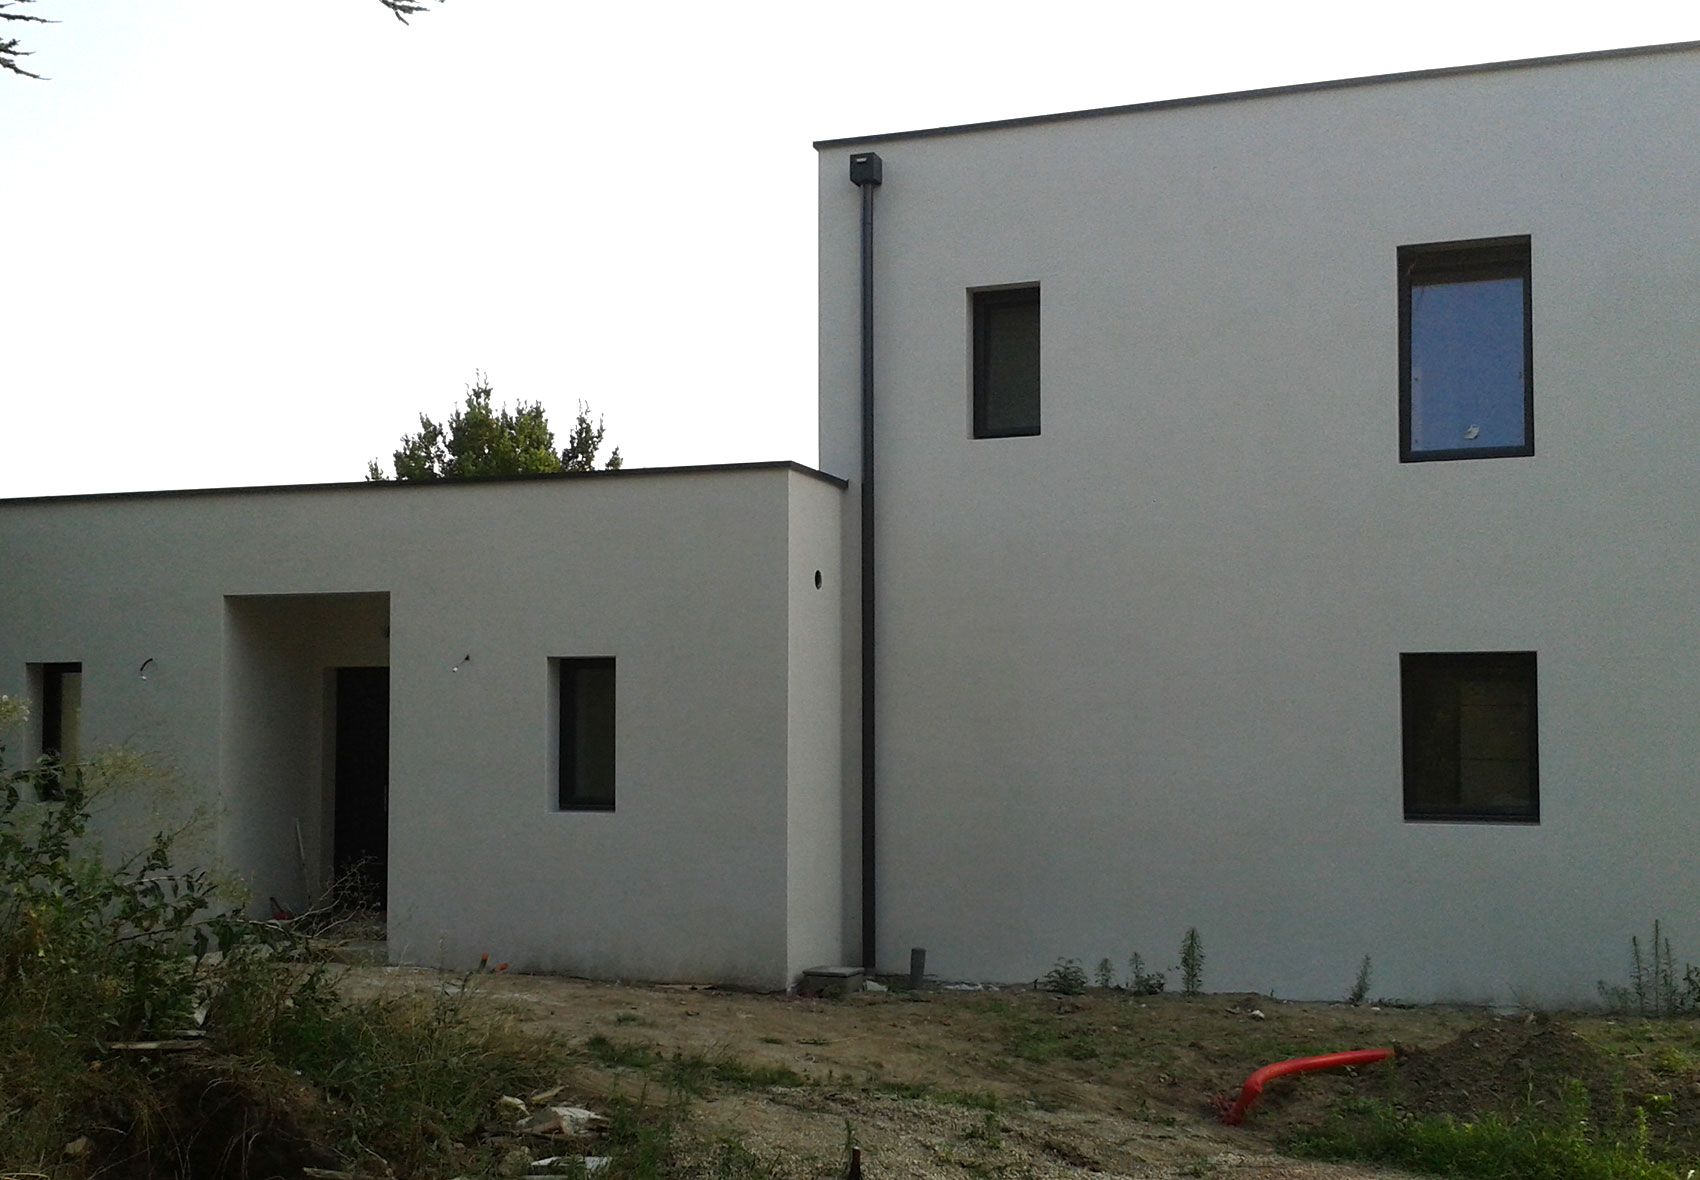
left=367, top=372, right=622, bottom=481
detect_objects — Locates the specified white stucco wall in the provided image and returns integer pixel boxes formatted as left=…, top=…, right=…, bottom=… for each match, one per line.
left=221, top=593, right=390, bottom=911
left=0, top=464, right=843, bottom=988
left=785, top=471, right=845, bottom=977
left=818, top=45, right=1700, bottom=1004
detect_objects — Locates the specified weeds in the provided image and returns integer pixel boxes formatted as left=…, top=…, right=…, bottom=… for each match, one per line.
left=1348, top=955, right=1373, bottom=1006
left=1095, top=957, right=1115, bottom=989
left=991, top=998, right=1112, bottom=1064
left=1127, top=951, right=1166, bottom=995
left=584, top=1034, right=804, bottom=1094
left=1292, top=1089, right=1679, bottom=1180
left=1128, top=952, right=1167, bottom=995
left=0, top=742, right=260, bottom=1039
left=587, top=1032, right=662, bottom=1069
left=961, top=1109, right=1003, bottom=1146
left=0, top=703, right=576, bottom=1177
left=1598, top=920, right=1700, bottom=1018
left=1179, top=928, right=1205, bottom=997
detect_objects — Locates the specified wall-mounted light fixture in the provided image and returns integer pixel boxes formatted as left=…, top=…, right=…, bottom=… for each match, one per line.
left=138, top=658, right=156, bottom=680
left=450, top=653, right=472, bottom=674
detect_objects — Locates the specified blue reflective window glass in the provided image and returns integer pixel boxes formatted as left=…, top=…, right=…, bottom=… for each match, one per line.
left=1399, top=240, right=1531, bottom=462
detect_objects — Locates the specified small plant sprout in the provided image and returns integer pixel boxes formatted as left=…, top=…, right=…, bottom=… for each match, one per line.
left=1348, top=955, right=1373, bottom=1006
left=1095, top=958, right=1115, bottom=989
left=1179, top=928, right=1205, bottom=997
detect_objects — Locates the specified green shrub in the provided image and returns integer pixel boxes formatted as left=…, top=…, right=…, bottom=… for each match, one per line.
left=1040, top=957, right=1088, bottom=995
left=1292, top=1091, right=1679, bottom=1180
left=1, top=697, right=566, bottom=1177
left=1348, top=954, right=1373, bottom=1006
left=0, top=750, right=256, bottom=1039
left=1179, top=928, right=1204, bottom=997
left=1128, top=952, right=1166, bottom=995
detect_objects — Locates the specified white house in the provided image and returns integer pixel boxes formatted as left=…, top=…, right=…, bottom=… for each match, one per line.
left=6, top=41, right=1700, bottom=1004
left=0, top=467, right=845, bottom=987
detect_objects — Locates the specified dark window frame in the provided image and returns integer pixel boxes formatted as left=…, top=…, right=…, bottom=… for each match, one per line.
left=1400, top=651, right=1539, bottom=824
left=557, top=657, right=616, bottom=812
left=971, top=285, right=1041, bottom=439
left=1398, top=236, right=1533, bottom=463
left=38, top=661, right=82, bottom=801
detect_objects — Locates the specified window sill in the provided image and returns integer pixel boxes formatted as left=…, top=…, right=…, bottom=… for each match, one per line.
left=1401, top=445, right=1533, bottom=463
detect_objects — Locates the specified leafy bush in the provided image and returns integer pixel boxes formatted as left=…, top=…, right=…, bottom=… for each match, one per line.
left=0, top=695, right=564, bottom=1177
left=1127, top=952, right=1166, bottom=995
left=1, top=696, right=286, bottom=1170
left=1, top=694, right=280, bottom=1042
left=1040, top=957, right=1088, bottom=995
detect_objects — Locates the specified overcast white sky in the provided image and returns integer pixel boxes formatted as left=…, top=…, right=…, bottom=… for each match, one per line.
left=3, top=1, right=1694, bottom=498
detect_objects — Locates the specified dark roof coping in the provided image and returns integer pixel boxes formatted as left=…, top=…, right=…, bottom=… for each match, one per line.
left=813, top=40, right=1700, bottom=149
left=0, top=459, right=847, bottom=507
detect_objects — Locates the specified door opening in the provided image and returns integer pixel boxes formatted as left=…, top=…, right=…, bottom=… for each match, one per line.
left=333, top=666, right=389, bottom=909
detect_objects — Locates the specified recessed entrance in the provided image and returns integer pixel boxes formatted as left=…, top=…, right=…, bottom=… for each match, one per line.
left=220, top=592, right=389, bottom=918
left=333, top=667, right=390, bottom=907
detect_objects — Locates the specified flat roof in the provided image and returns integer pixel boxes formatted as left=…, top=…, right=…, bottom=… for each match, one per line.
left=0, top=459, right=847, bottom=507
left=814, top=40, right=1700, bottom=149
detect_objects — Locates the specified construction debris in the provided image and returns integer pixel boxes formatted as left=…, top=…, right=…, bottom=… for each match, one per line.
left=517, top=1105, right=605, bottom=1137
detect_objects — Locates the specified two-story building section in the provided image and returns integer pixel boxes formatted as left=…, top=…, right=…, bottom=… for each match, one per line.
left=816, top=40, right=1700, bottom=1005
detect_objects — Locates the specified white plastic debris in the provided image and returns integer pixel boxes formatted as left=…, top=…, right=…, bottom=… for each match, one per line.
left=519, top=1106, right=605, bottom=1136
left=864, top=980, right=888, bottom=993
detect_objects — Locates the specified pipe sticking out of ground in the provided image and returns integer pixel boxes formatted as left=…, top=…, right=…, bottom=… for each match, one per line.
left=1218, top=1048, right=1393, bottom=1125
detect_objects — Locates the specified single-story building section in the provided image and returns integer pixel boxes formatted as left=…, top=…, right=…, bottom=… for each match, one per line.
left=0, top=463, right=845, bottom=989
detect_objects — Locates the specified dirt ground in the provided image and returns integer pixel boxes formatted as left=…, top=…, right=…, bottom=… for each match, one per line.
left=341, top=966, right=1501, bottom=1179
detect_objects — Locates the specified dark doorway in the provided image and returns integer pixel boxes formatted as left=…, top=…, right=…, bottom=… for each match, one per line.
left=333, top=667, right=389, bottom=908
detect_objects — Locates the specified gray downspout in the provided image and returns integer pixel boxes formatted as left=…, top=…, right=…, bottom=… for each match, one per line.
left=849, top=151, right=882, bottom=973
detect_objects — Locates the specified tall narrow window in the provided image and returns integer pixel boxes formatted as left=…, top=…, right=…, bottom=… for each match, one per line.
left=1401, top=652, right=1538, bottom=823
left=558, top=658, right=615, bottom=810
left=1399, top=237, right=1532, bottom=461
left=38, top=661, right=82, bottom=800
left=973, top=285, right=1040, bottom=438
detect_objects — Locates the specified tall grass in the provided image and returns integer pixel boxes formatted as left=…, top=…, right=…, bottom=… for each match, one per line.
left=0, top=700, right=571, bottom=1177
left=1292, top=1089, right=1682, bottom=1180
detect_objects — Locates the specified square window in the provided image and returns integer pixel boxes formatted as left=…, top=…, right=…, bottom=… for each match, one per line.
left=972, top=286, right=1040, bottom=438
left=1399, top=238, right=1532, bottom=461
left=1401, top=652, right=1538, bottom=822
left=557, top=658, right=615, bottom=810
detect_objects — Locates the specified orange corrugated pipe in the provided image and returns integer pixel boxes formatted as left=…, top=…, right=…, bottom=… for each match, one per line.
left=1218, top=1048, right=1392, bottom=1125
